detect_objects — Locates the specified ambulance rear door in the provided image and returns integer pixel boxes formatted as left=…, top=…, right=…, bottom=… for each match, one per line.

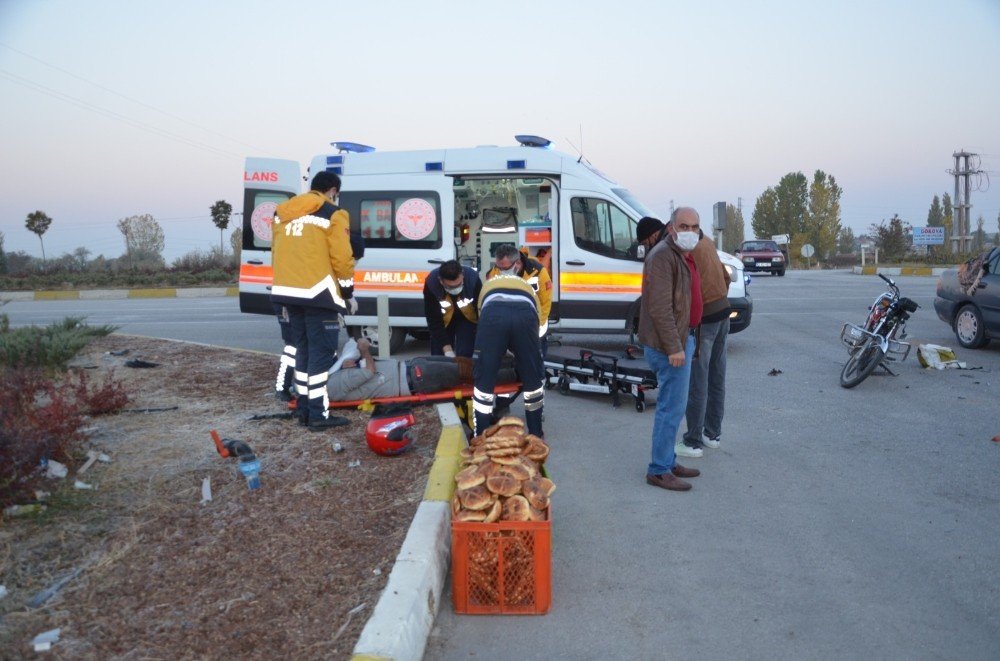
left=239, top=158, right=302, bottom=315
left=336, top=164, right=454, bottom=338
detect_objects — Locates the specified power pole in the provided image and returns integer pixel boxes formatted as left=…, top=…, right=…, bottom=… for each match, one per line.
left=948, top=150, right=983, bottom=253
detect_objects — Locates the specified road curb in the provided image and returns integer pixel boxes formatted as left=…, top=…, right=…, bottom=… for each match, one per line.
left=351, top=403, right=463, bottom=661
left=0, top=287, right=238, bottom=301
left=852, top=266, right=948, bottom=276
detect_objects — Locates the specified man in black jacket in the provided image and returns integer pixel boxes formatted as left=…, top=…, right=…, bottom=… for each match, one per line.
left=423, top=259, right=481, bottom=358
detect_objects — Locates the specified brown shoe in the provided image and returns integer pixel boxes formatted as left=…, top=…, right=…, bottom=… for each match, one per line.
left=671, top=463, right=700, bottom=478
left=646, top=472, right=692, bottom=491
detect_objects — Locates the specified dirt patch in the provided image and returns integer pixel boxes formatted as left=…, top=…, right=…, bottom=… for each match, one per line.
left=0, top=335, right=439, bottom=659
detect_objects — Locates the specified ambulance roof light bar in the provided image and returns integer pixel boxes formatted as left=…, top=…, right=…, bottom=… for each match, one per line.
left=514, top=134, right=552, bottom=148
left=330, top=142, right=376, bottom=154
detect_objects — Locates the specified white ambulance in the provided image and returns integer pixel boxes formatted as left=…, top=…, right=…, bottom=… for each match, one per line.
left=239, top=135, right=752, bottom=352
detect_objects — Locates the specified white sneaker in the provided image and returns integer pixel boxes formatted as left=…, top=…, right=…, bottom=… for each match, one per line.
left=703, top=436, right=721, bottom=449
left=675, top=441, right=703, bottom=458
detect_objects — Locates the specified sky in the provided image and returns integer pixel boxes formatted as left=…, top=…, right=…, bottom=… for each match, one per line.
left=1, top=0, right=998, bottom=262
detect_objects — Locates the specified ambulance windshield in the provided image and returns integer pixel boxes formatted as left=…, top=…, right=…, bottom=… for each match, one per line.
left=611, top=188, right=656, bottom=219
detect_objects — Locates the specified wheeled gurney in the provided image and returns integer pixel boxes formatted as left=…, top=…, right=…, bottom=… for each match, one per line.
left=544, top=345, right=656, bottom=412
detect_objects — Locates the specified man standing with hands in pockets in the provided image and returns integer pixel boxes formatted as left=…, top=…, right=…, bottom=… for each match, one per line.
left=637, top=207, right=704, bottom=491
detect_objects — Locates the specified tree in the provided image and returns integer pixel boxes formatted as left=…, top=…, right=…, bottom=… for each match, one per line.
left=210, top=200, right=234, bottom=254
left=751, top=172, right=809, bottom=240
left=25, top=210, right=53, bottom=263
left=0, top=231, right=7, bottom=275
left=973, top=214, right=985, bottom=251
left=117, top=214, right=165, bottom=269
left=868, top=214, right=910, bottom=262
left=837, top=226, right=856, bottom=254
left=926, top=195, right=943, bottom=227
left=721, top=203, right=746, bottom=254
left=229, top=227, right=243, bottom=265
left=803, top=170, right=842, bottom=258
left=942, top=192, right=954, bottom=246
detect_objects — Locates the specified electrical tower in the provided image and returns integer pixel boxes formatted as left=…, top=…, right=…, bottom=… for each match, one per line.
left=948, top=150, right=983, bottom=253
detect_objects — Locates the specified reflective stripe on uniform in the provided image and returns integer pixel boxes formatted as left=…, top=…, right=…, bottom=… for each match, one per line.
left=271, top=274, right=347, bottom=308
left=523, top=386, right=544, bottom=411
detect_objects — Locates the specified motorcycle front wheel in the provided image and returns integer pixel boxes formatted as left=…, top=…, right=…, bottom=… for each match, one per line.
left=839, top=336, right=885, bottom=388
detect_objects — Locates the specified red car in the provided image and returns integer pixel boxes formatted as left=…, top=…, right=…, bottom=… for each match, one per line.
left=737, top=240, right=786, bottom=276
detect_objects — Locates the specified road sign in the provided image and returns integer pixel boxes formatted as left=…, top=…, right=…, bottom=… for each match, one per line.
left=771, top=234, right=790, bottom=245
left=801, top=244, right=815, bottom=258
left=912, top=227, right=945, bottom=245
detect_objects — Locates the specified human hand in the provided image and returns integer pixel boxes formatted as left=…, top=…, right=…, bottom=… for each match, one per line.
left=668, top=350, right=685, bottom=367
left=444, top=347, right=456, bottom=358
left=346, top=298, right=358, bottom=315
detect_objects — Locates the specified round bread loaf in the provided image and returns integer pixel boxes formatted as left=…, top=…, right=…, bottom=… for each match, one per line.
left=459, top=447, right=473, bottom=459
left=486, top=473, right=521, bottom=497
left=516, top=456, right=539, bottom=477
left=528, top=504, right=547, bottom=522
left=537, top=476, right=556, bottom=496
left=491, top=454, right=522, bottom=466
left=525, top=440, right=549, bottom=463
left=482, top=424, right=502, bottom=438
left=483, top=499, right=502, bottom=523
left=501, top=495, right=531, bottom=521
left=455, top=509, right=488, bottom=522
left=522, top=478, right=549, bottom=510
left=455, top=464, right=486, bottom=489
left=457, top=485, right=493, bottom=510
left=497, top=416, right=526, bottom=429
left=486, top=446, right=522, bottom=458
left=484, top=436, right=524, bottom=450
left=501, top=462, right=532, bottom=481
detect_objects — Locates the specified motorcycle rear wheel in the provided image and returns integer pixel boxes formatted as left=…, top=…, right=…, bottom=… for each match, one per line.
left=839, top=336, right=885, bottom=388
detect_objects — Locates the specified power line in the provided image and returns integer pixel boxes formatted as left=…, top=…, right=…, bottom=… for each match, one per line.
left=0, top=41, right=265, bottom=154
left=0, top=68, right=243, bottom=160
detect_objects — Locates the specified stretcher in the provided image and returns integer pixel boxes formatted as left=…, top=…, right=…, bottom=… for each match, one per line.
left=326, top=381, right=522, bottom=412
left=544, top=345, right=656, bottom=412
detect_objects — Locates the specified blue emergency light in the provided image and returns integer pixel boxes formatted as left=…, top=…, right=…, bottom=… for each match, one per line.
left=514, top=134, right=552, bottom=148
left=331, top=142, right=376, bottom=153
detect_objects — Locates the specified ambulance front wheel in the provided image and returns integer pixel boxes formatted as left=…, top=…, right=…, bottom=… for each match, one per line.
left=557, top=376, right=570, bottom=395
left=348, top=325, right=407, bottom=355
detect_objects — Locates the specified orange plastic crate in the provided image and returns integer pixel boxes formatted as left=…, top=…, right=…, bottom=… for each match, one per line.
left=451, top=513, right=551, bottom=615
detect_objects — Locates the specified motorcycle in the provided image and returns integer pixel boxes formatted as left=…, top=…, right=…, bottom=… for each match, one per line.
left=839, top=273, right=920, bottom=388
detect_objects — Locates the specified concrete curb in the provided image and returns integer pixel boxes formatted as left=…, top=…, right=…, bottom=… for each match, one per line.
left=851, top=266, right=949, bottom=276
left=351, top=403, right=463, bottom=661
left=0, top=286, right=238, bottom=301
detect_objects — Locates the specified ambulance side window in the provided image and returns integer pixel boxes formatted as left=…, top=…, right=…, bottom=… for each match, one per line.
left=340, top=191, right=442, bottom=249
left=570, top=197, right=636, bottom=260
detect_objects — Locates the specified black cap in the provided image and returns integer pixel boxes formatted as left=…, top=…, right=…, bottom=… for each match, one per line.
left=636, top=216, right=665, bottom=243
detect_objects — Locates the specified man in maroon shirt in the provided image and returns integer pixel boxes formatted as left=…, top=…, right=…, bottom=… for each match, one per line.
left=636, top=207, right=705, bottom=491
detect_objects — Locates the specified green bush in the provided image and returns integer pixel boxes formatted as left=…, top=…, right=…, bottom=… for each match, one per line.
left=0, top=317, right=118, bottom=370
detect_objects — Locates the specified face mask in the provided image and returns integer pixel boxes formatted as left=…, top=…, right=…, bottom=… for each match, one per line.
left=445, top=285, right=464, bottom=295
left=674, top=231, right=700, bottom=251
left=496, top=265, right=518, bottom=276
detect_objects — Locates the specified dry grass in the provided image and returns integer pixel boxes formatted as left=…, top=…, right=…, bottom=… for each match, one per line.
left=0, top=335, right=438, bottom=659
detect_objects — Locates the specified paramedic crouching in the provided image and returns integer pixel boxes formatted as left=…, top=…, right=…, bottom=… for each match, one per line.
left=472, top=275, right=545, bottom=438
left=423, top=259, right=481, bottom=358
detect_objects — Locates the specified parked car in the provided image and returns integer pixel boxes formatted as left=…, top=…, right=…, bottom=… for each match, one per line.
left=933, top=247, right=1000, bottom=348
left=736, top=240, right=785, bottom=276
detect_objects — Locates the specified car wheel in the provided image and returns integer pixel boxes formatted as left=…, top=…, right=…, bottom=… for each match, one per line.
left=954, top=304, right=988, bottom=349
left=349, top=325, right=407, bottom=354
left=777, top=268, right=785, bottom=276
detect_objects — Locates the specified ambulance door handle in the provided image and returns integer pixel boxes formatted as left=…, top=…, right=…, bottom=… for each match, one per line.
left=427, top=259, right=446, bottom=264
left=247, top=259, right=263, bottom=265
left=566, top=260, right=586, bottom=266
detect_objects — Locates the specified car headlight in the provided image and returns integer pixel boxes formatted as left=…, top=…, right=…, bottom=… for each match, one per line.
left=774, top=255, right=784, bottom=262
left=743, top=256, right=753, bottom=263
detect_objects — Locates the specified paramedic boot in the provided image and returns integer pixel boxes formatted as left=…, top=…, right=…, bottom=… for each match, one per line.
left=307, top=415, right=350, bottom=431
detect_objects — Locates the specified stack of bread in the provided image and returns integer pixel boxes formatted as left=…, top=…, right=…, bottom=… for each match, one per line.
left=452, top=416, right=555, bottom=523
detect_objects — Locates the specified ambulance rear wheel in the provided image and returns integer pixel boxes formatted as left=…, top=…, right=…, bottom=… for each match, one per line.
left=349, top=325, right=407, bottom=355
left=635, top=399, right=645, bottom=413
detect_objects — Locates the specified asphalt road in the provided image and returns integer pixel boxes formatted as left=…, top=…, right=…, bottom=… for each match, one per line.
left=5, top=272, right=999, bottom=659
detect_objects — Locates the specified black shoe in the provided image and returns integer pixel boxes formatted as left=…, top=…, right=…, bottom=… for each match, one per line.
left=307, top=416, right=350, bottom=431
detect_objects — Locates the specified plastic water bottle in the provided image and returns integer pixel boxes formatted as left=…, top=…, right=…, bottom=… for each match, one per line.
left=238, top=455, right=261, bottom=490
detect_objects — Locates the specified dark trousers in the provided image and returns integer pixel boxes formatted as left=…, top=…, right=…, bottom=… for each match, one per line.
left=287, top=304, right=340, bottom=422
left=430, top=315, right=477, bottom=358
left=473, top=303, right=544, bottom=437
left=273, top=303, right=295, bottom=394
